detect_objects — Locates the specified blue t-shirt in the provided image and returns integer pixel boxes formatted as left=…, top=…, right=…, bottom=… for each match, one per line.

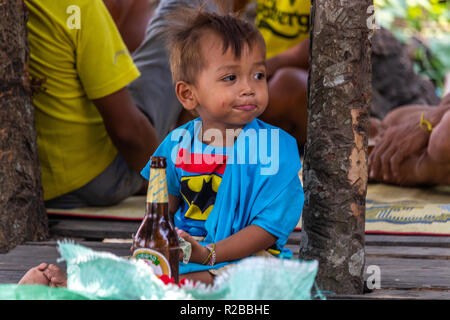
left=142, top=120, right=233, bottom=237
left=141, top=118, right=304, bottom=273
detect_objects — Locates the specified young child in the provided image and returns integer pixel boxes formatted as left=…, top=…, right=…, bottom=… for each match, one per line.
left=139, top=7, right=305, bottom=285
left=19, top=6, right=304, bottom=288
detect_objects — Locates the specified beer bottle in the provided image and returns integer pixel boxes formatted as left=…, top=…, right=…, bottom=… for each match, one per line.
left=131, top=156, right=180, bottom=283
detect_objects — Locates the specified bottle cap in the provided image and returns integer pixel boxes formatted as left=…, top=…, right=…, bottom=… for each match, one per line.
left=150, top=156, right=167, bottom=169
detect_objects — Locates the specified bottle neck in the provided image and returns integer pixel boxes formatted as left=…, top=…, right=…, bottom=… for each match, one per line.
left=146, top=167, right=168, bottom=204
left=145, top=202, right=169, bottom=219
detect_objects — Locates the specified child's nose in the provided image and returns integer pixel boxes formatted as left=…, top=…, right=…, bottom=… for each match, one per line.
left=240, top=81, right=255, bottom=96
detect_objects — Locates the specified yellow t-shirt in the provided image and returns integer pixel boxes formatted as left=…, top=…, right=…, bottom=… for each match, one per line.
left=26, top=0, right=140, bottom=200
left=256, top=0, right=311, bottom=59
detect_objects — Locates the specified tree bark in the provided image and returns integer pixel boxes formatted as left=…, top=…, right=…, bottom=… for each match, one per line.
left=299, top=0, right=371, bottom=294
left=0, top=0, right=48, bottom=253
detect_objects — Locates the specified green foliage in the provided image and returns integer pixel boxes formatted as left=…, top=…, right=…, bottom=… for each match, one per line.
left=374, top=0, right=450, bottom=93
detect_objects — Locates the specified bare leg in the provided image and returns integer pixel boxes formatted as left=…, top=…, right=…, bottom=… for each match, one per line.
left=260, top=67, right=308, bottom=146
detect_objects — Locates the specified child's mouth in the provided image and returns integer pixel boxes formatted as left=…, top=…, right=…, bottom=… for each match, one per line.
left=234, top=105, right=257, bottom=111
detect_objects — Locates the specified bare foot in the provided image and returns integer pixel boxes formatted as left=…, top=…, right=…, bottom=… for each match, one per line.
left=18, top=263, right=50, bottom=286
left=44, top=264, right=67, bottom=288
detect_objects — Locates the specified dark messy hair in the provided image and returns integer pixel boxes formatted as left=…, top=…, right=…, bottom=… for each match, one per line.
left=164, top=1, right=266, bottom=84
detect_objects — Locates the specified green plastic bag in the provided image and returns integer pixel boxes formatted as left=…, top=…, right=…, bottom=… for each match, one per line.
left=0, top=284, right=90, bottom=300
left=184, top=256, right=321, bottom=300
left=0, top=241, right=320, bottom=300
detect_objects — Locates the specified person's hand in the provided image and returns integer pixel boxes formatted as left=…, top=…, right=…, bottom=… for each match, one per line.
left=176, top=228, right=209, bottom=264
left=368, top=121, right=429, bottom=181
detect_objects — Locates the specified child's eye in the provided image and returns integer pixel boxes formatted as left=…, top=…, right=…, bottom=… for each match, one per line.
left=222, top=74, right=236, bottom=82
left=254, top=72, right=265, bottom=80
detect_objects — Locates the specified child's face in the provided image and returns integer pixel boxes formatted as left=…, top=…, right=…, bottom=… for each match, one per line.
left=191, top=31, right=268, bottom=132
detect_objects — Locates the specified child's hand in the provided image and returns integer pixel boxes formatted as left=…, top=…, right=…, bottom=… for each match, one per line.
left=176, top=227, right=210, bottom=264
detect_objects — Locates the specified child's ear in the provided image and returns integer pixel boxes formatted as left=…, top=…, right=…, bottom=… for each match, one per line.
left=175, top=81, right=198, bottom=111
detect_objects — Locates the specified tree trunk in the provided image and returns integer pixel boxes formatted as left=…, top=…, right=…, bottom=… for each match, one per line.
left=0, top=0, right=48, bottom=253
left=299, top=0, right=371, bottom=294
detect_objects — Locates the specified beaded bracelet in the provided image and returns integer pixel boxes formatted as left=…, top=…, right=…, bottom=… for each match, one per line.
left=206, top=244, right=216, bottom=266
left=202, top=243, right=216, bottom=266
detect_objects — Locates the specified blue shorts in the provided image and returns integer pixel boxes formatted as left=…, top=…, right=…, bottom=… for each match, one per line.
left=45, top=154, right=145, bottom=209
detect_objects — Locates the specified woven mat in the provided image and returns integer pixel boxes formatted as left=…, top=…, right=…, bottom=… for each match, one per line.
left=47, top=184, right=450, bottom=236
left=364, top=184, right=450, bottom=236
left=295, top=184, right=450, bottom=236
left=47, top=196, right=146, bottom=221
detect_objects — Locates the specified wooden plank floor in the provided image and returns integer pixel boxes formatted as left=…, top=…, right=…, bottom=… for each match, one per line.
left=1, top=216, right=449, bottom=299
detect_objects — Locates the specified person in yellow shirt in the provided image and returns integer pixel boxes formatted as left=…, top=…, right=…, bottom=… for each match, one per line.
left=26, top=0, right=159, bottom=208
left=255, top=0, right=310, bottom=59
left=27, top=0, right=310, bottom=209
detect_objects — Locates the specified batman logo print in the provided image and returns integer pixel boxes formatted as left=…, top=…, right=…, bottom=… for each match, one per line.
left=180, top=174, right=222, bottom=221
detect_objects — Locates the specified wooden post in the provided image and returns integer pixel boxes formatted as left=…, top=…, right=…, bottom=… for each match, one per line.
left=299, top=0, right=372, bottom=294
left=0, top=0, right=49, bottom=253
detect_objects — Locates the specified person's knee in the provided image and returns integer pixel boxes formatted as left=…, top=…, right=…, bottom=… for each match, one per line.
left=267, top=67, right=308, bottom=118
left=78, top=156, right=145, bottom=207
left=269, top=67, right=308, bottom=96
left=428, top=111, right=450, bottom=163
left=84, top=183, right=138, bottom=207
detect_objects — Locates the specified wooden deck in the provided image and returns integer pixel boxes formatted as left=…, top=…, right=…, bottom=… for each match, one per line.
left=1, top=215, right=449, bottom=299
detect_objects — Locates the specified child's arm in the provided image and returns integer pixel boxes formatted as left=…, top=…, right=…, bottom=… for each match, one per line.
left=215, top=225, right=277, bottom=263
left=178, top=225, right=277, bottom=265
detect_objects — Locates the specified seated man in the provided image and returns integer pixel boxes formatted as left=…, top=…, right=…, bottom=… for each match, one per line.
left=369, top=72, right=450, bottom=186
left=254, top=0, right=311, bottom=147
left=126, top=0, right=311, bottom=147
left=26, top=0, right=159, bottom=208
